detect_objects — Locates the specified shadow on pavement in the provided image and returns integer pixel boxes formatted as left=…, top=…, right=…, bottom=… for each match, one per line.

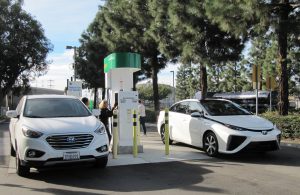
left=215, top=146, right=300, bottom=167
left=5, top=161, right=226, bottom=194
left=0, top=184, right=105, bottom=195
left=172, top=141, right=300, bottom=167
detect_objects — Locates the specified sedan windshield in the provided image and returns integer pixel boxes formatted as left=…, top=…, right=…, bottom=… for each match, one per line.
left=201, top=100, right=251, bottom=116
left=23, top=98, right=91, bottom=118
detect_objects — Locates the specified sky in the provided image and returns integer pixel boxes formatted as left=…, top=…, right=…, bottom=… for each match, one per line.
left=23, top=0, right=178, bottom=91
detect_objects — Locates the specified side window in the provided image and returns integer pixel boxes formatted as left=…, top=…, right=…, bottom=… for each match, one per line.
left=169, top=104, right=178, bottom=112
left=176, top=102, right=189, bottom=114
left=188, top=101, right=202, bottom=114
left=16, top=97, right=25, bottom=115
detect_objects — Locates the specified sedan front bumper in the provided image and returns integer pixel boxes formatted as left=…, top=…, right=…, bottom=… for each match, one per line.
left=215, top=125, right=281, bottom=154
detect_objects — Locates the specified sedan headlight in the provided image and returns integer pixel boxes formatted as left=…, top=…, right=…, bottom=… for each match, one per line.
left=22, top=127, right=43, bottom=138
left=224, top=124, right=247, bottom=131
left=94, top=125, right=106, bottom=135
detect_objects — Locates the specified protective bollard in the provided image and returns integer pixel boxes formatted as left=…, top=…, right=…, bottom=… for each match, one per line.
left=132, top=109, right=138, bottom=157
left=165, top=108, right=169, bottom=155
left=137, top=113, right=141, bottom=145
left=112, top=110, right=118, bottom=159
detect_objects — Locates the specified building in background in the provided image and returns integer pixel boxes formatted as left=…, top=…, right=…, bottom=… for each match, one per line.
left=1, top=87, right=64, bottom=115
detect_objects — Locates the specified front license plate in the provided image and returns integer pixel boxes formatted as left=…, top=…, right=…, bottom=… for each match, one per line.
left=63, top=152, right=80, bottom=160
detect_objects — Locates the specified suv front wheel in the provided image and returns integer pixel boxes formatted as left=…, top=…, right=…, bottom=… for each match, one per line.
left=15, top=143, right=30, bottom=177
left=94, top=156, right=108, bottom=168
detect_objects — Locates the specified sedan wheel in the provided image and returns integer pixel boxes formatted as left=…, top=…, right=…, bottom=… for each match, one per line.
left=161, top=126, right=173, bottom=145
left=203, top=132, right=218, bottom=157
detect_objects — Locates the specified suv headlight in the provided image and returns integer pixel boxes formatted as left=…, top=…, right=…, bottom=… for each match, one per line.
left=22, top=127, right=43, bottom=138
left=94, top=125, right=106, bottom=135
left=224, top=124, right=247, bottom=131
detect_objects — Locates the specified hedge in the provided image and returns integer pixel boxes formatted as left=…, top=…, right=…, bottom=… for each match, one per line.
left=261, top=112, right=300, bottom=139
left=145, top=109, right=157, bottom=123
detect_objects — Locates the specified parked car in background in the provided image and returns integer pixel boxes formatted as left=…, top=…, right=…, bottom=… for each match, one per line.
left=157, top=99, right=281, bottom=157
left=6, top=95, right=109, bottom=177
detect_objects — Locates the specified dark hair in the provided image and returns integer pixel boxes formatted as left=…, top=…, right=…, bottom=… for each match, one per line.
left=81, top=97, right=89, bottom=105
left=138, top=100, right=141, bottom=103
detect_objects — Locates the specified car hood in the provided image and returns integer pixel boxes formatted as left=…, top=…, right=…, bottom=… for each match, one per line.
left=206, top=115, right=274, bottom=130
left=23, top=116, right=101, bottom=135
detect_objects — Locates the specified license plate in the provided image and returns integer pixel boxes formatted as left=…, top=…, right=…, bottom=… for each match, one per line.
left=63, top=152, right=80, bottom=160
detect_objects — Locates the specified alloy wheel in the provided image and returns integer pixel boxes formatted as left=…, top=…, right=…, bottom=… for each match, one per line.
left=204, top=133, right=218, bottom=157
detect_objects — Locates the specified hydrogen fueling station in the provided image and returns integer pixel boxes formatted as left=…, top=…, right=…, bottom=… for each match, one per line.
left=104, top=52, right=143, bottom=155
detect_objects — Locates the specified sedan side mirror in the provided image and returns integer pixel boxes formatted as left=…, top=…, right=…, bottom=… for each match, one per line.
left=6, top=110, right=18, bottom=118
left=191, top=111, right=204, bottom=118
left=92, top=109, right=100, bottom=117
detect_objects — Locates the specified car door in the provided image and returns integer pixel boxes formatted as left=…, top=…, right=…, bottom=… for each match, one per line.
left=10, top=97, right=25, bottom=147
left=170, top=101, right=190, bottom=144
left=187, top=101, right=206, bottom=147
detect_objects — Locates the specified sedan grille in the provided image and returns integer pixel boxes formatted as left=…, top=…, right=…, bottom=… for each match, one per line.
left=46, top=134, right=94, bottom=150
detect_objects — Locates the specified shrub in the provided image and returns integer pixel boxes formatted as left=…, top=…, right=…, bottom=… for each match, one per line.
left=261, top=112, right=300, bottom=139
left=145, top=109, right=157, bottom=123
left=0, top=115, right=8, bottom=120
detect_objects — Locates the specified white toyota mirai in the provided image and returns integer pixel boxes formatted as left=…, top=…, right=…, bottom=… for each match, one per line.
left=157, top=99, right=281, bottom=157
left=6, top=95, right=109, bottom=176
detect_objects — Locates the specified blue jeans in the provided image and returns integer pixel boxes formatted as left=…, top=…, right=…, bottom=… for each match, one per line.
left=140, top=116, right=147, bottom=135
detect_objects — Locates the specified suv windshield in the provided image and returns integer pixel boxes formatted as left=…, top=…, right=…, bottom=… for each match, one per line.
left=200, top=100, right=251, bottom=116
left=23, top=98, right=91, bottom=118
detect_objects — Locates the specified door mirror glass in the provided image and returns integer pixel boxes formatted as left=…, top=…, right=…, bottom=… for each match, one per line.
left=6, top=110, right=18, bottom=118
left=191, top=111, right=204, bottom=118
left=92, top=109, right=100, bottom=116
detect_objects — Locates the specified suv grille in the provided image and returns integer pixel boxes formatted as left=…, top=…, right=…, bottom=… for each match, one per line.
left=46, top=134, right=94, bottom=150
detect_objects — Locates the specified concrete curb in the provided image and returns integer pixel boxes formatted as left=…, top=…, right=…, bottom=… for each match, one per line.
left=281, top=142, right=300, bottom=149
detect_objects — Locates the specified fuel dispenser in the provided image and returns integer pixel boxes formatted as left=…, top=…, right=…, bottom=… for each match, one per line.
left=104, top=52, right=143, bottom=154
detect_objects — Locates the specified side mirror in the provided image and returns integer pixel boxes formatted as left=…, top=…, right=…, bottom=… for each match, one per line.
left=6, top=110, right=18, bottom=118
left=92, top=109, right=100, bottom=117
left=191, top=111, right=204, bottom=118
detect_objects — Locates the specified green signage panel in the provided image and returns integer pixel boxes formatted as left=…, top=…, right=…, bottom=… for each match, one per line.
left=104, top=52, right=141, bottom=73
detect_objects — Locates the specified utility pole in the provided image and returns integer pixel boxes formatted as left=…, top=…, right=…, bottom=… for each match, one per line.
left=48, top=80, right=54, bottom=88
left=170, top=71, right=175, bottom=104
left=234, top=63, right=237, bottom=92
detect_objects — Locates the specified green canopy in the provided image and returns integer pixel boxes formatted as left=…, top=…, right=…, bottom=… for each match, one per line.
left=104, top=52, right=141, bottom=73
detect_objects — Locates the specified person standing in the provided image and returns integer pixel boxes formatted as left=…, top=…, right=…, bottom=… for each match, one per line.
left=138, top=99, right=147, bottom=135
left=81, top=97, right=89, bottom=108
left=99, top=100, right=117, bottom=142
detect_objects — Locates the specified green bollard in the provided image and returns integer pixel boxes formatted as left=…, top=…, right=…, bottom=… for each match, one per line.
left=132, top=109, right=138, bottom=157
left=112, top=110, right=118, bottom=159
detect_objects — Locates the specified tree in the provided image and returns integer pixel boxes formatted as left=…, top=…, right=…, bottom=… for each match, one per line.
left=204, top=0, right=300, bottom=115
left=75, top=11, right=110, bottom=107
left=176, top=64, right=200, bottom=100
left=216, top=61, right=251, bottom=92
left=98, top=0, right=169, bottom=113
left=0, top=0, right=52, bottom=105
left=244, top=32, right=300, bottom=94
left=137, top=83, right=172, bottom=102
left=150, top=0, right=245, bottom=99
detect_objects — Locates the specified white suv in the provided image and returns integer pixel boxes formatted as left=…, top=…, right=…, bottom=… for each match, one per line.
left=6, top=95, right=109, bottom=177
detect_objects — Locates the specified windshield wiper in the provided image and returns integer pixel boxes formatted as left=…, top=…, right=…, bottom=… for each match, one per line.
left=25, top=115, right=45, bottom=118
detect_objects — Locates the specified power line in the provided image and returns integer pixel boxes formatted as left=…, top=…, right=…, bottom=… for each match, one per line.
left=48, top=80, right=55, bottom=89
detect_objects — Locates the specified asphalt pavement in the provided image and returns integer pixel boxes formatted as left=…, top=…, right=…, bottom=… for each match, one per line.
left=1, top=122, right=300, bottom=195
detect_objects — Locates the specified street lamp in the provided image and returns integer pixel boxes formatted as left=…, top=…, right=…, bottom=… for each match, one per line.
left=170, top=71, right=175, bottom=104
left=66, top=46, right=77, bottom=81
